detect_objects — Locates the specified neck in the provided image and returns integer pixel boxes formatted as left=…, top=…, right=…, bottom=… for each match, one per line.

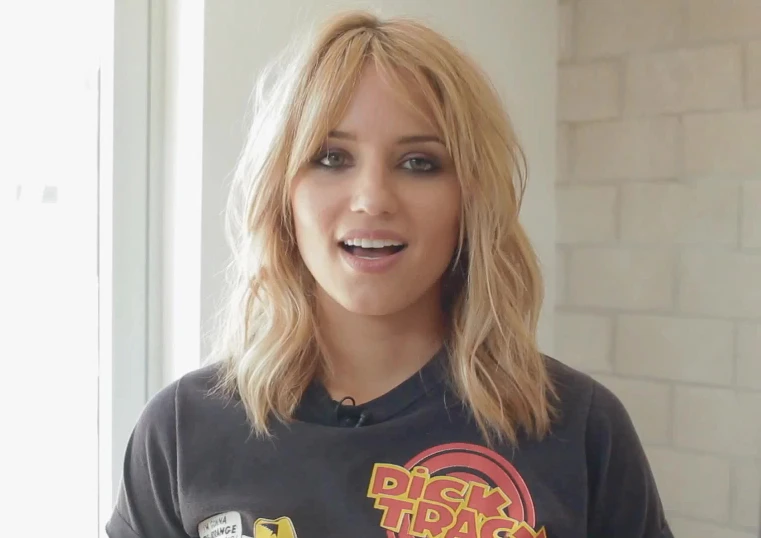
left=315, top=290, right=446, bottom=405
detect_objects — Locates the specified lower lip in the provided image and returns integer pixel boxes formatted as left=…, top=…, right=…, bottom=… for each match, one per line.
left=339, top=246, right=406, bottom=273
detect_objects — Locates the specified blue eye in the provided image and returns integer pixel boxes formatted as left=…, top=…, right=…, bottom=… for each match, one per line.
left=401, top=157, right=439, bottom=173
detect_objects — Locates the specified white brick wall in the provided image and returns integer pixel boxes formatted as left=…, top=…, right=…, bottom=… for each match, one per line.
left=567, top=248, right=675, bottom=309
left=556, top=123, right=570, bottom=183
left=615, top=315, right=734, bottom=385
left=556, top=1, right=761, bottom=535
left=620, top=182, right=739, bottom=245
left=625, top=46, right=743, bottom=115
left=686, top=0, right=761, bottom=42
left=555, top=312, right=612, bottom=371
left=743, top=183, right=761, bottom=248
left=574, top=0, right=683, bottom=59
left=674, top=387, right=761, bottom=456
left=734, top=460, right=761, bottom=528
left=683, top=111, right=761, bottom=177
left=558, top=61, right=621, bottom=121
left=556, top=185, right=617, bottom=243
left=669, top=518, right=757, bottom=538
left=556, top=247, right=567, bottom=306
left=573, top=117, right=679, bottom=180
left=558, top=1, right=574, bottom=61
left=738, top=323, right=761, bottom=390
left=648, top=447, right=732, bottom=522
left=678, top=250, right=761, bottom=318
left=748, top=41, right=761, bottom=106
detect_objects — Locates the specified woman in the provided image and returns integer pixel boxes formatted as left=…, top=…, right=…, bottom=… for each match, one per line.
left=107, top=11, right=673, bottom=538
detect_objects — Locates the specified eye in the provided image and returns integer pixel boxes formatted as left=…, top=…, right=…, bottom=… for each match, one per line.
left=401, top=156, right=439, bottom=173
left=315, top=149, right=349, bottom=169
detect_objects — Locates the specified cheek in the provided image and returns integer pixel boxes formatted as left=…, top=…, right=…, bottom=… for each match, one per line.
left=415, top=185, right=461, bottom=244
left=291, top=183, right=318, bottom=232
left=290, top=181, right=337, bottom=247
left=290, top=189, right=315, bottom=260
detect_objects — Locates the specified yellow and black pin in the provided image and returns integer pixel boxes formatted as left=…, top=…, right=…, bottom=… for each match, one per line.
left=252, top=517, right=299, bottom=538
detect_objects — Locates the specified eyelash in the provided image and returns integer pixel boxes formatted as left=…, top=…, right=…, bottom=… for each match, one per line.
left=311, top=148, right=441, bottom=174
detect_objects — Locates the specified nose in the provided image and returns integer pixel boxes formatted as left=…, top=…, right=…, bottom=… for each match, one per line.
left=349, top=158, right=398, bottom=216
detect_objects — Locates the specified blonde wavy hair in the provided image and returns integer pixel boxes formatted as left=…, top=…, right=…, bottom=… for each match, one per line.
left=209, top=10, right=556, bottom=445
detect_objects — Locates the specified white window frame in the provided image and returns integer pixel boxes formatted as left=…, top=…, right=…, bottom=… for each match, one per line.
left=98, top=0, right=165, bottom=533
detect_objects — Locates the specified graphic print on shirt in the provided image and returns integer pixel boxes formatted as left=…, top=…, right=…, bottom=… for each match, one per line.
left=253, top=516, right=299, bottom=538
left=198, top=511, right=244, bottom=538
left=198, top=513, right=298, bottom=538
left=366, top=442, right=547, bottom=538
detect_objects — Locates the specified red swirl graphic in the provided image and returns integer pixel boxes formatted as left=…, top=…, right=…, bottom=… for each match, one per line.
left=385, top=442, right=537, bottom=538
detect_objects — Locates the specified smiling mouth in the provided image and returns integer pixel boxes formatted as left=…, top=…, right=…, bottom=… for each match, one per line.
left=339, top=241, right=407, bottom=259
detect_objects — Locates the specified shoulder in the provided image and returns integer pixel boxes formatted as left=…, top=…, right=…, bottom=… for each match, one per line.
left=109, top=366, right=227, bottom=538
left=541, top=359, right=673, bottom=536
left=132, top=361, right=232, bottom=442
left=542, top=354, right=633, bottom=439
left=542, top=355, right=656, bottom=489
left=173, top=361, right=229, bottom=407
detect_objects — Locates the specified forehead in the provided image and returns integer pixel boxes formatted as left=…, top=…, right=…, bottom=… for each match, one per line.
left=333, top=64, right=438, bottom=137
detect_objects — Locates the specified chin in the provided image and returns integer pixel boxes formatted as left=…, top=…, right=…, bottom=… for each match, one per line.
left=314, top=277, right=444, bottom=318
left=339, top=294, right=410, bottom=317
left=337, top=281, right=444, bottom=318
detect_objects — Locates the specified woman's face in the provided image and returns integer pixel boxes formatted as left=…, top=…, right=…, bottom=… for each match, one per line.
left=290, top=66, right=461, bottom=317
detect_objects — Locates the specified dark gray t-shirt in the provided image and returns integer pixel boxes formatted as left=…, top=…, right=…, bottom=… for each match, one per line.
left=106, top=353, right=673, bottom=538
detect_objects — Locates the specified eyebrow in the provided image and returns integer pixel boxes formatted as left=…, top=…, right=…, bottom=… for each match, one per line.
left=328, top=130, right=444, bottom=146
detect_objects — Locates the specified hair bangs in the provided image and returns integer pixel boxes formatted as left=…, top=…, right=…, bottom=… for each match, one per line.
left=372, top=49, right=448, bottom=136
left=286, top=23, right=454, bottom=184
left=285, top=31, right=372, bottom=184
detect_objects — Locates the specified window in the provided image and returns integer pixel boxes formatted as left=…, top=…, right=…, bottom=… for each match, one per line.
left=0, top=2, right=154, bottom=535
left=0, top=0, right=101, bottom=533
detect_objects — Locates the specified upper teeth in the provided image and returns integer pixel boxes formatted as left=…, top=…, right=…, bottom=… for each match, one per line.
left=343, top=238, right=404, bottom=248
